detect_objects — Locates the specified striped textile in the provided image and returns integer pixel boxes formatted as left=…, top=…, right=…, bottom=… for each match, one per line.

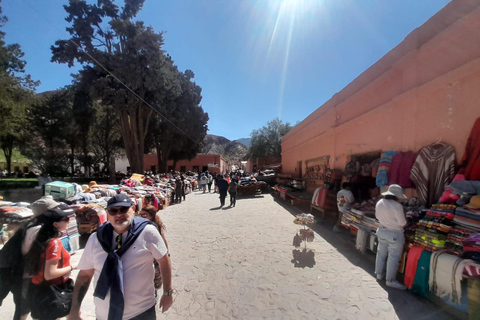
left=410, top=143, right=456, bottom=207
left=375, top=151, right=397, bottom=188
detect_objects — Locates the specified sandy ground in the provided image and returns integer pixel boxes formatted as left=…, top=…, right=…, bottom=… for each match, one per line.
left=1, top=190, right=461, bottom=319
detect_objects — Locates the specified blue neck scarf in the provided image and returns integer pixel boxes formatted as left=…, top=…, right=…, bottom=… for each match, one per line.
left=93, top=217, right=152, bottom=320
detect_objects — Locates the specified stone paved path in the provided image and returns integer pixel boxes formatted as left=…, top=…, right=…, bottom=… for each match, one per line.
left=1, top=190, right=461, bottom=319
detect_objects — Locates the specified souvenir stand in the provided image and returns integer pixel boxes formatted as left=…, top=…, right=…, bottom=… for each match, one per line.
left=0, top=202, right=34, bottom=240
left=306, top=156, right=342, bottom=220
left=273, top=174, right=311, bottom=205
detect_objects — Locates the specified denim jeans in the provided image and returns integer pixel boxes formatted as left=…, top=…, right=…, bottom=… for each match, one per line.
left=375, top=226, right=405, bottom=282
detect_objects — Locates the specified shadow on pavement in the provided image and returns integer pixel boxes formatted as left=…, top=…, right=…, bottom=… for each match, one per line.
left=271, top=194, right=465, bottom=320
left=209, top=206, right=223, bottom=211
left=291, top=248, right=316, bottom=268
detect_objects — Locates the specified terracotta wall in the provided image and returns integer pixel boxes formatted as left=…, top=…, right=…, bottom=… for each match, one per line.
left=143, top=154, right=226, bottom=174
left=282, top=0, right=480, bottom=188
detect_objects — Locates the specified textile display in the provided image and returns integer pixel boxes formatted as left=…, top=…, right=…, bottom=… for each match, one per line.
left=389, top=151, right=416, bottom=188
left=429, top=251, right=466, bottom=304
left=376, top=151, right=397, bottom=188
left=404, top=246, right=424, bottom=289
left=411, top=250, right=432, bottom=296
left=459, top=116, right=480, bottom=181
left=445, top=226, right=477, bottom=257
left=410, top=142, right=456, bottom=207
left=463, top=234, right=480, bottom=263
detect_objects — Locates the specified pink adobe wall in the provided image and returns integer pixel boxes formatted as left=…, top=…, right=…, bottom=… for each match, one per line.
left=282, top=0, right=480, bottom=185
left=143, top=154, right=226, bottom=174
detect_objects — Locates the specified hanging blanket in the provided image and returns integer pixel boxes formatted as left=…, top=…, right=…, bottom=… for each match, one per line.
left=429, top=251, right=466, bottom=304
left=376, top=151, right=397, bottom=188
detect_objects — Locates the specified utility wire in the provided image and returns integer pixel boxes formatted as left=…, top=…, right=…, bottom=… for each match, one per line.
left=21, top=0, right=199, bottom=145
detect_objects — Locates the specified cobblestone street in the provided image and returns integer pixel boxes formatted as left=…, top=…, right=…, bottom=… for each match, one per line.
left=2, top=191, right=461, bottom=319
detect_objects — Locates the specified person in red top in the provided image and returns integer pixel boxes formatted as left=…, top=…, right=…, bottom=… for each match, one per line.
left=25, top=208, right=77, bottom=319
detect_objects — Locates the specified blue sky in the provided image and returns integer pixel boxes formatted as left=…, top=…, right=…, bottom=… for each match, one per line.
left=3, top=0, right=450, bottom=141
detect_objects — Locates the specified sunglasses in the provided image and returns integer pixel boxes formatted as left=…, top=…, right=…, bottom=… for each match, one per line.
left=108, top=207, right=130, bottom=215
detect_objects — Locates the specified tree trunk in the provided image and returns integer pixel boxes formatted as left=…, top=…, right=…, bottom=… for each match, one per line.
left=1, top=136, right=14, bottom=174
left=70, top=145, right=75, bottom=177
left=109, top=154, right=116, bottom=184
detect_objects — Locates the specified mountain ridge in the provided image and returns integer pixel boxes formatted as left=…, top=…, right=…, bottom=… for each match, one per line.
left=202, top=134, right=249, bottom=161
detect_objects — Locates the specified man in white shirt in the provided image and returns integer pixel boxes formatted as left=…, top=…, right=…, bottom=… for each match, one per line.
left=68, top=194, right=173, bottom=320
left=333, top=183, right=355, bottom=232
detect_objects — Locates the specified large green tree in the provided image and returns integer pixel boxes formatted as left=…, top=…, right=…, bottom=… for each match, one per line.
left=90, top=104, right=124, bottom=180
left=51, top=0, right=181, bottom=173
left=146, top=69, right=208, bottom=173
left=22, top=90, right=74, bottom=176
left=248, top=118, right=293, bottom=159
left=0, top=0, right=38, bottom=173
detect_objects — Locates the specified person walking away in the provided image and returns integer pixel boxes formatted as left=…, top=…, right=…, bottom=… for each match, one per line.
left=175, top=177, right=183, bottom=203
left=67, top=194, right=173, bottom=320
left=333, top=183, right=355, bottom=232
left=207, top=173, right=213, bottom=193
left=200, top=173, right=208, bottom=193
left=374, top=184, right=408, bottom=290
left=213, top=173, right=219, bottom=193
left=25, top=208, right=77, bottom=320
left=181, top=176, right=187, bottom=201
left=217, top=175, right=229, bottom=207
left=228, top=177, right=238, bottom=207
left=139, top=206, right=169, bottom=300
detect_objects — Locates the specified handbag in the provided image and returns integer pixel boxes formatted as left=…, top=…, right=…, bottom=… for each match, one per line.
left=29, top=245, right=74, bottom=320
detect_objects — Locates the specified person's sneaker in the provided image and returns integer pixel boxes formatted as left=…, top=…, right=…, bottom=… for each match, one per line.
left=386, top=281, right=407, bottom=290
left=376, top=274, right=384, bottom=281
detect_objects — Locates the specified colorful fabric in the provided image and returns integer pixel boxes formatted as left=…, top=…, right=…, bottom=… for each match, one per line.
left=376, top=151, right=397, bottom=188
left=411, top=250, right=432, bottom=296
left=389, top=151, right=416, bottom=188
left=459, top=117, right=480, bottom=180
left=404, top=246, right=424, bottom=289
left=410, top=142, right=456, bottom=207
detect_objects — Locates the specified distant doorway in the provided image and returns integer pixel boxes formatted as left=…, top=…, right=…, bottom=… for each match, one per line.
left=296, top=161, right=302, bottom=178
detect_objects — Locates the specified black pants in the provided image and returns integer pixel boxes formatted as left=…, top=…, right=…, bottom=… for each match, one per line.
left=229, top=192, right=237, bottom=206
left=219, top=191, right=227, bottom=206
left=175, top=190, right=182, bottom=203
left=208, top=182, right=212, bottom=192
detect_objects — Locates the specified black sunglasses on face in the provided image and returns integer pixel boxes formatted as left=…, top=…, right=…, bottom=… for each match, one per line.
left=108, top=207, right=130, bottom=215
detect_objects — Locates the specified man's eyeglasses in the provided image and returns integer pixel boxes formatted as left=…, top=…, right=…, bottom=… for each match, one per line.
left=108, top=207, right=130, bottom=215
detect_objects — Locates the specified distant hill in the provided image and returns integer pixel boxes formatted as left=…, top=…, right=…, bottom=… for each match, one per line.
left=234, top=138, right=251, bottom=147
left=202, top=134, right=248, bottom=161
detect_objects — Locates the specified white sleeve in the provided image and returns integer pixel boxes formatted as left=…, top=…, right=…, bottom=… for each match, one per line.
left=144, top=225, right=168, bottom=260
left=77, top=233, right=96, bottom=270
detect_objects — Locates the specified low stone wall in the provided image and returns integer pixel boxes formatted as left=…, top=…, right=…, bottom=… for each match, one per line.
left=0, top=188, right=43, bottom=203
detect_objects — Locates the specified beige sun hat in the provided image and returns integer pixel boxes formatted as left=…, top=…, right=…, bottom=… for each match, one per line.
left=381, top=184, right=407, bottom=199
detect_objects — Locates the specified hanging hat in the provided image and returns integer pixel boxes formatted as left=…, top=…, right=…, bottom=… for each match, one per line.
left=381, top=184, right=407, bottom=199
left=465, top=195, right=480, bottom=210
